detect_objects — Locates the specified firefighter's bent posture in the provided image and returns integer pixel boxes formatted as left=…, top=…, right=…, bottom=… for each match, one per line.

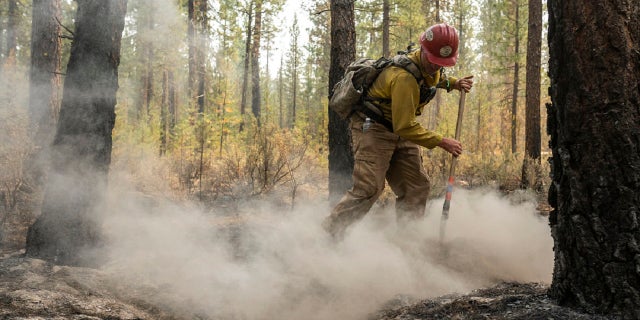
left=323, top=23, right=474, bottom=239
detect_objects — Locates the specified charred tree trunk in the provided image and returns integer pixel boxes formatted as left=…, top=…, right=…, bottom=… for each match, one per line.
left=328, top=0, right=356, bottom=205
left=25, top=0, right=128, bottom=267
left=521, top=0, right=542, bottom=189
left=547, top=0, right=640, bottom=317
left=250, top=0, right=262, bottom=125
left=28, top=0, right=62, bottom=184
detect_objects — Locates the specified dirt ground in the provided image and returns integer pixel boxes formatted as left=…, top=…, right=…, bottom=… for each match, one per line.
left=0, top=250, right=619, bottom=320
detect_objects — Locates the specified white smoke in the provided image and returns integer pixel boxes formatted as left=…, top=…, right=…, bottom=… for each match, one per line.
left=101, top=183, right=553, bottom=320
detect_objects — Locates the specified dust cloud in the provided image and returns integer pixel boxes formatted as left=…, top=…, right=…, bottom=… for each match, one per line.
left=100, top=184, right=553, bottom=320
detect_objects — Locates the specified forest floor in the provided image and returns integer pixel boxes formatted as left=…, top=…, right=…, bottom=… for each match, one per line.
left=0, top=250, right=618, bottom=320
left=0, top=183, right=618, bottom=319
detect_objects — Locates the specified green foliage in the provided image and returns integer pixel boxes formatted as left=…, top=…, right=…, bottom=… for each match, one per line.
left=0, top=0, right=552, bottom=211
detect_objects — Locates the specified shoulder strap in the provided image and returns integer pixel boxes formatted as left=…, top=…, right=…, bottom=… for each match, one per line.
left=390, top=54, right=423, bottom=84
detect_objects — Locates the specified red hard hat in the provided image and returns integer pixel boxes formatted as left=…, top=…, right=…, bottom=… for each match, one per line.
left=419, top=23, right=459, bottom=67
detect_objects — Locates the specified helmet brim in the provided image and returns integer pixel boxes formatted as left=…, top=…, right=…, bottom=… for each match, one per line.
left=424, top=48, right=458, bottom=67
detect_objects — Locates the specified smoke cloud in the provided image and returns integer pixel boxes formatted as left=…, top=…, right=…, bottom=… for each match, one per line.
left=101, top=183, right=553, bottom=320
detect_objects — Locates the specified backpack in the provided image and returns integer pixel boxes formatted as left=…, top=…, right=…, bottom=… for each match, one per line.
left=329, top=54, right=437, bottom=129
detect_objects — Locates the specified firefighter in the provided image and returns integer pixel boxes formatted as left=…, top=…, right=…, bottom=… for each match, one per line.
left=323, top=23, right=474, bottom=240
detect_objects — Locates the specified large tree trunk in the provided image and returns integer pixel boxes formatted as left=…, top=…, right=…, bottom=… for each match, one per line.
left=28, top=0, right=62, bottom=182
left=25, top=0, right=128, bottom=267
left=521, top=0, right=542, bottom=189
left=547, top=0, right=640, bottom=317
left=328, top=0, right=355, bottom=205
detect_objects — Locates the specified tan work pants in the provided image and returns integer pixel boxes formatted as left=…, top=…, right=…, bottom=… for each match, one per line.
left=324, top=116, right=431, bottom=239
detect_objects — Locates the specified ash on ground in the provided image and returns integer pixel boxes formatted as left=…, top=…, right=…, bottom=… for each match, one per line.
left=0, top=251, right=618, bottom=320
left=372, top=282, right=618, bottom=320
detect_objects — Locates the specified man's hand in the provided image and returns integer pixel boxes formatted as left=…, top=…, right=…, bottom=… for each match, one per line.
left=438, top=137, right=463, bottom=157
left=454, top=75, right=474, bottom=93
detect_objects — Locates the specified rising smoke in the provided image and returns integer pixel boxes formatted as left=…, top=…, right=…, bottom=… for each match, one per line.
left=101, top=181, right=553, bottom=320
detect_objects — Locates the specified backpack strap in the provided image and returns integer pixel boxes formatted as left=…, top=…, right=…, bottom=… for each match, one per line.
left=390, top=54, right=424, bottom=84
left=359, top=54, right=433, bottom=132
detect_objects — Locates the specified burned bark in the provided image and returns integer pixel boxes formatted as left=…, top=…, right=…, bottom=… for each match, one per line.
left=27, top=0, right=62, bottom=183
left=25, top=0, right=128, bottom=267
left=547, top=0, right=640, bottom=317
left=328, top=0, right=356, bottom=204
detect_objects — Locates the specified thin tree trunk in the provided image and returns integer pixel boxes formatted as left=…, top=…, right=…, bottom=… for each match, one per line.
left=250, top=0, right=262, bottom=125
left=521, top=0, right=542, bottom=189
left=196, top=0, right=207, bottom=114
left=160, top=69, right=168, bottom=156
left=4, top=0, right=17, bottom=63
left=141, top=0, right=154, bottom=118
left=547, top=0, right=640, bottom=317
left=278, top=55, right=284, bottom=128
left=328, top=0, right=356, bottom=205
left=25, top=0, right=128, bottom=267
left=382, top=0, right=390, bottom=57
left=240, top=3, right=253, bottom=131
left=168, top=70, right=176, bottom=135
left=187, top=0, right=196, bottom=100
left=510, top=0, right=520, bottom=154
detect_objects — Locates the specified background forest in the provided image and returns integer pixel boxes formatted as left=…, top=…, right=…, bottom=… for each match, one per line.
left=0, top=0, right=550, bottom=223
left=1, top=1, right=639, bottom=319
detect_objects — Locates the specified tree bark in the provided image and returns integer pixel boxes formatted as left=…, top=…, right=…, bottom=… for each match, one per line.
left=251, top=0, right=262, bottom=125
left=382, top=0, right=390, bottom=58
left=25, top=0, right=128, bottom=267
left=196, top=0, right=207, bottom=114
left=289, top=16, right=300, bottom=128
left=521, top=0, right=542, bottom=189
left=240, top=3, right=253, bottom=131
left=28, top=0, right=62, bottom=184
left=547, top=0, right=640, bottom=317
left=4, top=0, right=18, bottom=63
left=510, top=0, right=520, bottom=154
left=187, top=0, right=196, bottom=101
left=160, top=69, right=168, bottom=156
left=328, top=0, right=355, bottom=205
left=140, top=0, right=154, bottom=118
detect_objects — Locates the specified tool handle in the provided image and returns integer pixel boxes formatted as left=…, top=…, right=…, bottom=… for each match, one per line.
left=454, top=91, right=466, bottom=140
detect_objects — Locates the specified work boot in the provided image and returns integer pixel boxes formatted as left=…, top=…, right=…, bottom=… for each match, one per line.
left=321, top=217, right=346, bottom=242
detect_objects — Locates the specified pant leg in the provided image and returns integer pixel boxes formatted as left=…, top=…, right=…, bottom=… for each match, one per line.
left=385, top=138, right=431, bottom=222
left=324, top=118, right=397, bottom=239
